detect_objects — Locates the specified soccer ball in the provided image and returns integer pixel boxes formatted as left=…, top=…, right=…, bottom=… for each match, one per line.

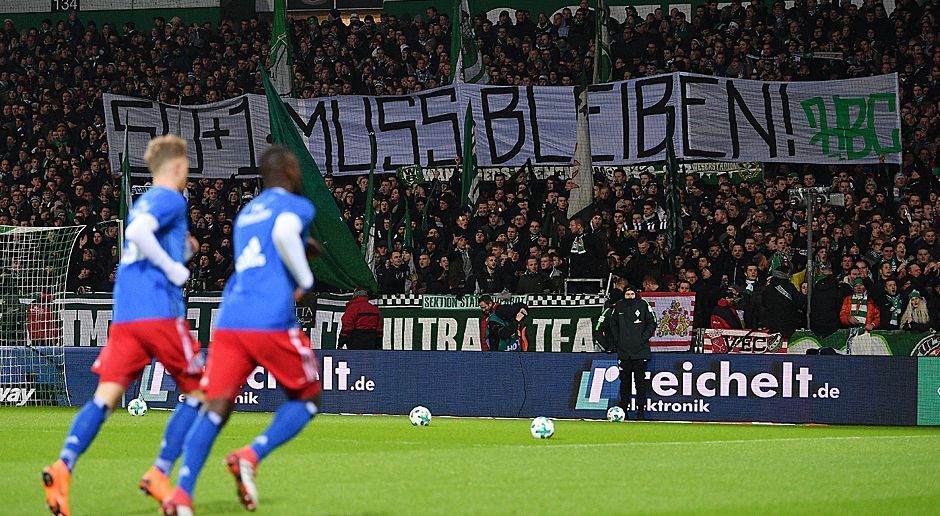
left=607, top=406, right=626, bottom=422
left=530, top=417, right=554, bottom=439
left=127, top=398, right=148, bottom=417
left=409, top=406, right=431, bottom=426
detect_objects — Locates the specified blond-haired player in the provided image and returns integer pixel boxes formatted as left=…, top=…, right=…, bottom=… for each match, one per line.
left=42, top=135, right=202, bottom=515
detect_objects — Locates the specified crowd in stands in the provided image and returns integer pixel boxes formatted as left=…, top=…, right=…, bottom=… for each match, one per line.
left=0, top=0, right=937, bottom=333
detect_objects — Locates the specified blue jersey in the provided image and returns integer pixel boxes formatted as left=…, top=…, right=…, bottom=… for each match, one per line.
left=113, top=186, right=188, bottom=323
left=216, top=189, right=316, bottom=330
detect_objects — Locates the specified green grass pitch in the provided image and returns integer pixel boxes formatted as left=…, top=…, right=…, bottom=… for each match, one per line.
left=4, top=407, right=939, bottom=514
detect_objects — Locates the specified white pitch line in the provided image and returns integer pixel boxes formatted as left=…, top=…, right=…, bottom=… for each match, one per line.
left=482, top=434, right=940, bottom=449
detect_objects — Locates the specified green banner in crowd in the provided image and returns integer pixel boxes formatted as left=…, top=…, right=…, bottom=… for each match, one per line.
left=421, top=294, right=529, bottom=310
left=615, top=162, right=763, bottom=184
left=789, top=330, right=940, bottom=357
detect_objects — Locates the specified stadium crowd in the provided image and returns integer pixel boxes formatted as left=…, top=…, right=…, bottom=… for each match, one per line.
left=0, top=0, right=938, bottom=333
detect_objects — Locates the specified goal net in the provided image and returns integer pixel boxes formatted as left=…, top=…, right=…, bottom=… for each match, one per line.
left=0, top=225, right=84, bottom=406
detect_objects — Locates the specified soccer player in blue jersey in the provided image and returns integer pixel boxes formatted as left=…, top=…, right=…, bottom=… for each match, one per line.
left=42, top=135, right=204, bottom=515
left=162, top=145, right=322, bottom=515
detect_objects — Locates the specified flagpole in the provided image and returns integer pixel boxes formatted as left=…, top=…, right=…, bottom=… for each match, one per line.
left=363, top=132, right=378, bottom=274
left=450, top=0, right=461, bottom=83
left=118, top=113, right=136, bottom=260
left=176, top=95, right=183, bottom=134
left=592, top=0, right=611, bottom=84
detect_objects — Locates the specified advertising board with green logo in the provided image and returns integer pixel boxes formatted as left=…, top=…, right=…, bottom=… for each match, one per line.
left=918, top=358, right=940, bottom=426
left=789, top=330, right=939, bottom=357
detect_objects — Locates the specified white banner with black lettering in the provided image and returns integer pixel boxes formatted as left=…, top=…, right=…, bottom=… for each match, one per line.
left=103, top=73, right=901, bottom=178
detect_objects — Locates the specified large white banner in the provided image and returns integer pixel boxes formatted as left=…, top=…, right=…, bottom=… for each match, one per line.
left=103, top=73, right=901, bottom=178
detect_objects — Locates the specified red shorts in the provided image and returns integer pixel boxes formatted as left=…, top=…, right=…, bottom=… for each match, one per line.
left=92, top=318, right=202, bottom=392
left=201, top=328, right=322, bottom=401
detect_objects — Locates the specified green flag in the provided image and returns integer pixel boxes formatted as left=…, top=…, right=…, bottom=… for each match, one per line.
left=119, top=117, right=132, bottom=221
left=593, top=0, right=611, bottom=83
left=362, top=133, right=377, bottom=272
left=261, top=67, right=377, bottom=292
left=459, top=106, right=479, bottom=207
left=269, top=0, right=293, bottom=97
left=403, top=196, right=413, bottom=250
left=421, top=181, right=436, bottom=231
left=664, top=137, right=683, bottom=253
left=450, top=0, right=488, bottom=84
left=386, top=210, right=394, bottom=252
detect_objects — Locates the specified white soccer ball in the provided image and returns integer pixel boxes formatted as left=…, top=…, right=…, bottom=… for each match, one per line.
left=409, top=406, right=431, bottom=426
left=127, top=398, right=148, bottom=417
left=607, top=406, right=626, bottom=422
left=530, top=417, right=554, bottom=439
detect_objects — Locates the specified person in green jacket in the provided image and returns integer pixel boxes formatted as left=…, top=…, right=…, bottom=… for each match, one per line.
left=485, top=302, right=529, bottom=352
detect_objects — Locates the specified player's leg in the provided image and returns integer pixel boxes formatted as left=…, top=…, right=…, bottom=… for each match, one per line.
left=225, top=329, right=322, bottom=510
left=163, top=331, right=252, bottom=515
left=141, top=319, right=205, bottom=503
left=236, top=391, right=322, bottom=465
left=238, top=329, right=322, bottom=463
left=56, top=382, right=125, bottom=472
left=43, top=323, right=146, bottom=515
left=617, top=359, right=632, bottom=415
left=632, top=359, right=650, bottom=420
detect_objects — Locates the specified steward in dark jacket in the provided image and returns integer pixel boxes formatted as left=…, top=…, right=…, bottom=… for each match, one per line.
left=339, top=290, right=383, bottom=349
left=594, top=282, right=625, bottom=352
left=810, top=267, right=848, bottom=337
left=600, top=285, right=656, bottom=419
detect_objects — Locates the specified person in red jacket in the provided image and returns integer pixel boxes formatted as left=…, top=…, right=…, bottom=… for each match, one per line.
left=339, top=289, right=383, bottom=349
left=840, top=278, right=880, bottom=331
left=710, top=287, right=744, bottom=330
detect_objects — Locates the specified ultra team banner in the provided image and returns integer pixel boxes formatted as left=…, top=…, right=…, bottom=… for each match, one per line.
left=58, top=293, right=694, bottom=352
left=103, top=73, right=901, bottom=178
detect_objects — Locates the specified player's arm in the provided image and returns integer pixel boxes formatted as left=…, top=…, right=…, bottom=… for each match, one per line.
left=272, top=212, right=314, bottom=294
left=305, top=237, right=325, bottom=259
left=125, top=213, right=190, bottom=286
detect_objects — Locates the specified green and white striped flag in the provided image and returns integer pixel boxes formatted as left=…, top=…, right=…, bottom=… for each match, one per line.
left=459, top=106, right=480, bottom=207
left=450, top=0, right=488, bottom=84
left=568, top=86, right=594, bottom=220
left=269, top=0, right=293, bottom=97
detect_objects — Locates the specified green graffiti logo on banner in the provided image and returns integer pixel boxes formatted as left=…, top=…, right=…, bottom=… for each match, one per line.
left=801, top=93, right=901, bottom=160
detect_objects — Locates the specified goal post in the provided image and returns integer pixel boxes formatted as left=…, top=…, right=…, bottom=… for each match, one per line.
left=0, top=225, right=85, bottom=407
